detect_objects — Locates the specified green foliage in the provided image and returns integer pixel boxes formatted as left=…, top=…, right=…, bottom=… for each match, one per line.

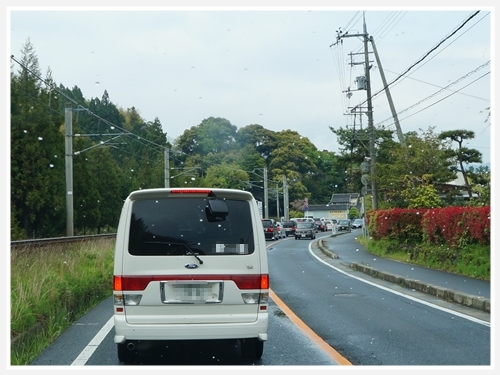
left=10, top=239, right=114, bottom=365
left=202, top=164, right=249, bottom=189
left=377, top=127, right=456, bottom=207
left=439, top=129, right=483, bottom=200
left=348, top=206, right=360, bottom=220
left=358, top=237, right=489, bottom=280
left=400, top=174, right=442, bottom=208
left=10, top=40, right=490, bottom=239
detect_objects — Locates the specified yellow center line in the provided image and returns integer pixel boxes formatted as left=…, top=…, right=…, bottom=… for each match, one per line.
left=269, top=289, right=353, bottom=366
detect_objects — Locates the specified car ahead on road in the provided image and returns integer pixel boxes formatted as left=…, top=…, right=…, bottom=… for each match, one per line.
left=337, top=219, right=351, bottom=232
left=295, top=222, right=316, bottom=240
left=324, top=219, right=334, bottom=231
left=313, top=218, right=326, bottom=232
left=351, top=218, right=363, bottom=229
left=113, top=188, right=269, bottom=363
left=282, top=221, right=296, bottom=237
left=262, top=218, right=279, bottom=241
left=275, top=222, right=286, bottom=238
left=292, top=217, right=314, bottom=224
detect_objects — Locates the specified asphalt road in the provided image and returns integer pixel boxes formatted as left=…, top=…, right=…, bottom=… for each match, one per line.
left=28, top=231, right=490, bottom=366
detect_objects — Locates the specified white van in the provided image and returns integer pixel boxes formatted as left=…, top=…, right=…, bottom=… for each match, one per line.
left=113, top=188, right=269, bottom=363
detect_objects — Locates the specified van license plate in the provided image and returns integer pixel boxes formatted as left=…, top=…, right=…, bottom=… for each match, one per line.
left=160, top=281, right=223, bottom=304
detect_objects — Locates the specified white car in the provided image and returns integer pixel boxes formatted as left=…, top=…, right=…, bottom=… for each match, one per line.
left=275, top=222, right=286, bottom=238
left=324, top=220, right=334, bottom=231
left=113, top=188, right=269, bottom=363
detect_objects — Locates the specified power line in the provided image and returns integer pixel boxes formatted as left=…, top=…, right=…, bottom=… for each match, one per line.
left=380, top=71, right=490, bottom=130
left=376, top=62, right=490, bottom=128
left=10, top=54, right=174, bottom=155
left=347, top=10, right=482, bottom=114
left=368, top=11, right=482, bottom=105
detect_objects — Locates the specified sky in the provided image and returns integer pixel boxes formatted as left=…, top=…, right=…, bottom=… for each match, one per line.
left=5, top=3, right=494, bottom=168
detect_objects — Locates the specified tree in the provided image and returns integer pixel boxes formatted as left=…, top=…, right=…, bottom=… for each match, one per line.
left=176, top=117, right=238, bottom=156
left=438, top=129, right=482, bottom=199
left=202, top=164, right=249, bottom=190
left=11, top=39, right=66, bottom=238
left=236, top=124, right=277, bottom=160
left=466, top=164, right=490, bottom=206
left=400, top=174, right=442, bottom=208
left=330, top=124, right=396, bottom=197
left=377, top=127, right=455, bottom=208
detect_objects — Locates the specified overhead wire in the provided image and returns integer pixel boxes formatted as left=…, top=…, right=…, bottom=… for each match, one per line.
left=10, top=54, right=179, bottom=156
left=376, top=62, right=490, bottom=128
left=367, top=10, right=483, bottom=105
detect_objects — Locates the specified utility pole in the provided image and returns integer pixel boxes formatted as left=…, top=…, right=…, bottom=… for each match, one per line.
left=363, top=15, right=378, bottom=210
left=370, top=36, right=405, bottom=147
left=276, top=183, right=280, bottom=219
left=165, top=147, right=170, bottom=188
left=263, top=167, right=269, bottom=219
left=334, top=13, right=379, bottom=210
left=283, top=175, right=289, bottom=221
left=65, top=103, right=74, bottom=236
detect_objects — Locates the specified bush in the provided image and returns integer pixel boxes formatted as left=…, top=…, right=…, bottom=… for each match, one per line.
left=367, top=206, right=490, bottom=249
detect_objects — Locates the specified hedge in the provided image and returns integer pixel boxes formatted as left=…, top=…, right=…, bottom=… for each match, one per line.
left=366, top=206, right=490, bottom=248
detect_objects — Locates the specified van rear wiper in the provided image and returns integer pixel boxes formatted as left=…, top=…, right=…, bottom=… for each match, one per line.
left=186, top=250, right=203, bottom=264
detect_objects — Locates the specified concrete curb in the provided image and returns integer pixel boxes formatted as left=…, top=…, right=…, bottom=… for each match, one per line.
left=317, top=238, right=490, bottom=314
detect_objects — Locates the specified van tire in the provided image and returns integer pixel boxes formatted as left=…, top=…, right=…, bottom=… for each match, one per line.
left=241, top=338, right=264, bottom=359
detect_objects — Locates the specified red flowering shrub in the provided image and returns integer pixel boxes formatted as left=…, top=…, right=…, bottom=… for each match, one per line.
left=422, top=206, right=490, bottom=247
left=367, top=206, right=490, bottom=248
left=367, top=208, right=427, bottom=242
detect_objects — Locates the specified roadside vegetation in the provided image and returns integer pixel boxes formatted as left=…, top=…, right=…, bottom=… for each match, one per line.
left=358, top=237, right=490, bottom=280
left=10, top=238, right=114, bottom=365
left=11, top=39, right=490, bottom=242
left=358, top=205, right=490, bottom=280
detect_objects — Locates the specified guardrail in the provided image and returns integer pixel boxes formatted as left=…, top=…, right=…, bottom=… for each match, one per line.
left=11, top=233, right=116, bottom=250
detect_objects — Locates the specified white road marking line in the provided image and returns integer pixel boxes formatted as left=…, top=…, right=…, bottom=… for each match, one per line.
left=309, top=244, right=490, bottom=327
left=71, top=316, right=114, bottom=366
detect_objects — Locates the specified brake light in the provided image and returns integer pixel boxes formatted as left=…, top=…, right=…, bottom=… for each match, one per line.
left=115, top=274, right=270, bottom=291
left=260, top=274, right=269, bottom=289
left=113, top=275, right=123, bottom=291
left=170, top=189, right=213, bottom=194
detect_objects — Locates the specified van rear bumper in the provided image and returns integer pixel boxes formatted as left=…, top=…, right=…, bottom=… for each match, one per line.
left=113, top=314, right=269, bottom=343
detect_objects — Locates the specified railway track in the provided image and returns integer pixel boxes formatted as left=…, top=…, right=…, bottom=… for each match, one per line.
left=10, top=234, right=116, bottom=250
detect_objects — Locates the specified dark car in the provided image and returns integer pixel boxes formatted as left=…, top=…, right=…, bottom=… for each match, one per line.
left=337, top=219, right=351, bottom=232
left=351, top=218, right=363, bottom=229
left=262, top=218, right=279, bottom=241
left=295, top=222, right=316, bottom=240
left=282, top=221, right=296, bottom=237
left=313, top=218, right=325, bottom=232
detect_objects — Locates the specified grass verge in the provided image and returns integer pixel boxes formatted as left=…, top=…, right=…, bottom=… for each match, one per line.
left=10, top=238, right=115, bottom=365
left=356, top=235, right=490, bottom=281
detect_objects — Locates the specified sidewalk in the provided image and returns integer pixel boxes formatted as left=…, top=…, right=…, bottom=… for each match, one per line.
left=316, top=230, right=490, bottom=314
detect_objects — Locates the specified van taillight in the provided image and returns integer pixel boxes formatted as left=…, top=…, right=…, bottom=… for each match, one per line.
left=171, top=189, right=212, bottom=194
left=113, top=276, right=122, bottom=291
left=260, top=274, right=269, bottom=289
left=114, top=274, right=269, bottom=291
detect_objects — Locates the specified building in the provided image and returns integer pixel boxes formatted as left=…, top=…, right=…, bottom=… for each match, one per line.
left=304, top=193, right=361, bottom=221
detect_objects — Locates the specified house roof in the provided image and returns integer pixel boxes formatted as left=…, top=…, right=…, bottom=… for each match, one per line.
left=328, top=193, right=360, bottom=204
left=307, top=203, right=351, bottom=211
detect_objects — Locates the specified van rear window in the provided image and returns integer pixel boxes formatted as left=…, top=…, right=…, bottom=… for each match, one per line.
left=128, top=197, right=255, bottom=256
